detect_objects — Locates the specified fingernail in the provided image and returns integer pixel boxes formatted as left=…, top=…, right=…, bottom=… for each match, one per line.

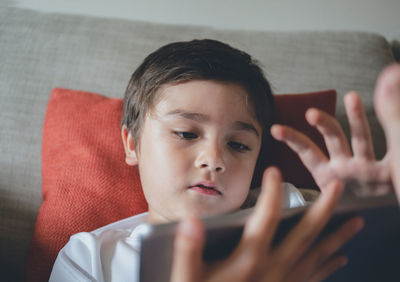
left=267, top=167, right=280, bottom=179
left=268, top=167, right=277, bottom=176
left=270, top=125, right=283, bottom=140
left=306, top=107, right=318, bottom=117
left=177, top=218, right=198, bottom=238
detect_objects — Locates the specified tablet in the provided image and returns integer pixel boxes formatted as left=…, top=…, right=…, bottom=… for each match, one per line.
left=139, top=186, right=400, bottom=282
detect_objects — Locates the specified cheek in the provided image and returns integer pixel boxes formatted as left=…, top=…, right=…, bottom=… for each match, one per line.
left=140, top=138, right=191, bottom=186
left=226, top=158, right=257, bottom=195
left=231, top=148, right=259, bottom=175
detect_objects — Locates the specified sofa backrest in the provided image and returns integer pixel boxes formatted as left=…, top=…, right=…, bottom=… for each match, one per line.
left=0, top=5, right=396, bottom=281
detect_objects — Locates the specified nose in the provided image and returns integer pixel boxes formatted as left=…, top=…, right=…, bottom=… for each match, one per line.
left=195, top=141, right=226, bottom=173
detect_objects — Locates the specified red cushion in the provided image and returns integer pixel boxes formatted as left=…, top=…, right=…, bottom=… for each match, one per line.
left=270, top=91, right=336, bottom=188
left=25, top=87, right=336, bottom=282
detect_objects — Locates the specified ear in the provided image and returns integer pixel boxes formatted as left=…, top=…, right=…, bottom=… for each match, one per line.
left=121, top=125, right=138, bottom=166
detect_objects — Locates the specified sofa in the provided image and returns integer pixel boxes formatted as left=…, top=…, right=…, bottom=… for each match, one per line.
left=0, top=4, right=398, bottom=281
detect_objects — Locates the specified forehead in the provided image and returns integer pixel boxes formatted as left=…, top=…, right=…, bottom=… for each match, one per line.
left=152, top=80, right=258, bottom=121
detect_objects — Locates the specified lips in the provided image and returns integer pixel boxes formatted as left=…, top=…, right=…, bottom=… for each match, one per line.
left=188, top=182, right=222, bottom=196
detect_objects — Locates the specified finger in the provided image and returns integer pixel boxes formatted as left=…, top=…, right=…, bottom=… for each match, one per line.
left=305, top=108, right=352, bottom=159
left=222, top=168, right=283, bottom=281
left=239, top=167, right=283, bottom=254
left=344, top=91, right=375, bottom=159
left=287, top=256, right=348, bottom=282
left=274, top=179, right=344, bottom=266
left=374, top=63, right=400, bottom=202
left=377, top=154, right=392, bottom=184
left=261, top=181, right=343, bottom=282
left=170, top=217, right=205, bottom=282
left=308, top=256, right=348, bottom=282
left=375, top=63, right=400, bottom=124
left=287, top=216, right=364, bottom=282
left=271, top=124, right=329, bottom=173
left=312, top=216, right=364, bottom=263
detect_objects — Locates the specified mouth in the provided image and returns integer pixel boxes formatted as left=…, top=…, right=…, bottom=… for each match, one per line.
left=188, top=183, right=222, bottom=196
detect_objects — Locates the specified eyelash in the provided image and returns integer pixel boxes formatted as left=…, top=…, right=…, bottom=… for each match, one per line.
left=228, top=141, right=251, bottom=152
left=174, top=131, right=198, bottom=140
left=173, top=131, right=251, bottom=153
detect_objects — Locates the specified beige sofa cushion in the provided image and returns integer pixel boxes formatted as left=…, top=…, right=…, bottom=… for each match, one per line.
left=0, top=5, right=395, bottom=281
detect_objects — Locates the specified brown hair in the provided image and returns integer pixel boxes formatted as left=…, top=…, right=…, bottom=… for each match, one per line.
left=121, top=39, right=275, bottom=187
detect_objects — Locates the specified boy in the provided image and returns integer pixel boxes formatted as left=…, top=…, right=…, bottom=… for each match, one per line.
left=50, top=39, right=364, bottom=282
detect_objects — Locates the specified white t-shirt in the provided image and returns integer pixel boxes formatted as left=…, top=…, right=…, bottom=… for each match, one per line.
left=50, top=183, right=309, bottom=282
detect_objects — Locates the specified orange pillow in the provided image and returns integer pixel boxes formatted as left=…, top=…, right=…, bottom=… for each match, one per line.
left=26, top=87, right=336, bottom=282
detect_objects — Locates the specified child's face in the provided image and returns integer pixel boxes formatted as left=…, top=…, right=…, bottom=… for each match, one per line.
left=123, top=80, right=263, bottom=223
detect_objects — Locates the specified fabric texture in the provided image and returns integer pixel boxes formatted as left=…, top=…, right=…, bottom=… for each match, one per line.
left=49, top=182, right=305, bottom=282
left=26, top=87, right=336, bottom=281
left=0, top=6, right=396, bottom=280
left=0, top=6, right=395, bottom=280
left=50, top=212, right=149, bottom=282
left=25, top=89, right=148, bottom=282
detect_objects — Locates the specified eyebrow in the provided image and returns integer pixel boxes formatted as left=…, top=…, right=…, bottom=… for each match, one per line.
left=233, top=121, right=260, bottom=137
left=165, top=109, right=208, bottom=122
left=165, top=109, right=260, bottom=137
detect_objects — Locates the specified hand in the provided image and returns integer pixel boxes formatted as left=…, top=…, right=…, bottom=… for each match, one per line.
left=170, top=167, right=363, bottom=282
left=271, top=91, right=391, bottom=192
left=374, top=63, right=400, bottom=202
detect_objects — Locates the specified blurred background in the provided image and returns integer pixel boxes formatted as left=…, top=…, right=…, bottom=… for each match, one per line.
left=12, top=0, right=400, bottom=41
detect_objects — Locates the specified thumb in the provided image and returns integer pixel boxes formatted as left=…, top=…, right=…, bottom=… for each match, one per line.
left=170, top=217, right=205, bottom=282
left=374, top=63, right=400, bottom=201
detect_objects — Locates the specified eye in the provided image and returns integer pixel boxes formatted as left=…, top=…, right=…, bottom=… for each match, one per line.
left=174, top=131, right=198, bottom=140
left=228, top=141, right=251, bottom=152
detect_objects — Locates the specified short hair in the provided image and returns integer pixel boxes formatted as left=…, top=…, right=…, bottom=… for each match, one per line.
left=121, top=39, right=275, bottom=187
